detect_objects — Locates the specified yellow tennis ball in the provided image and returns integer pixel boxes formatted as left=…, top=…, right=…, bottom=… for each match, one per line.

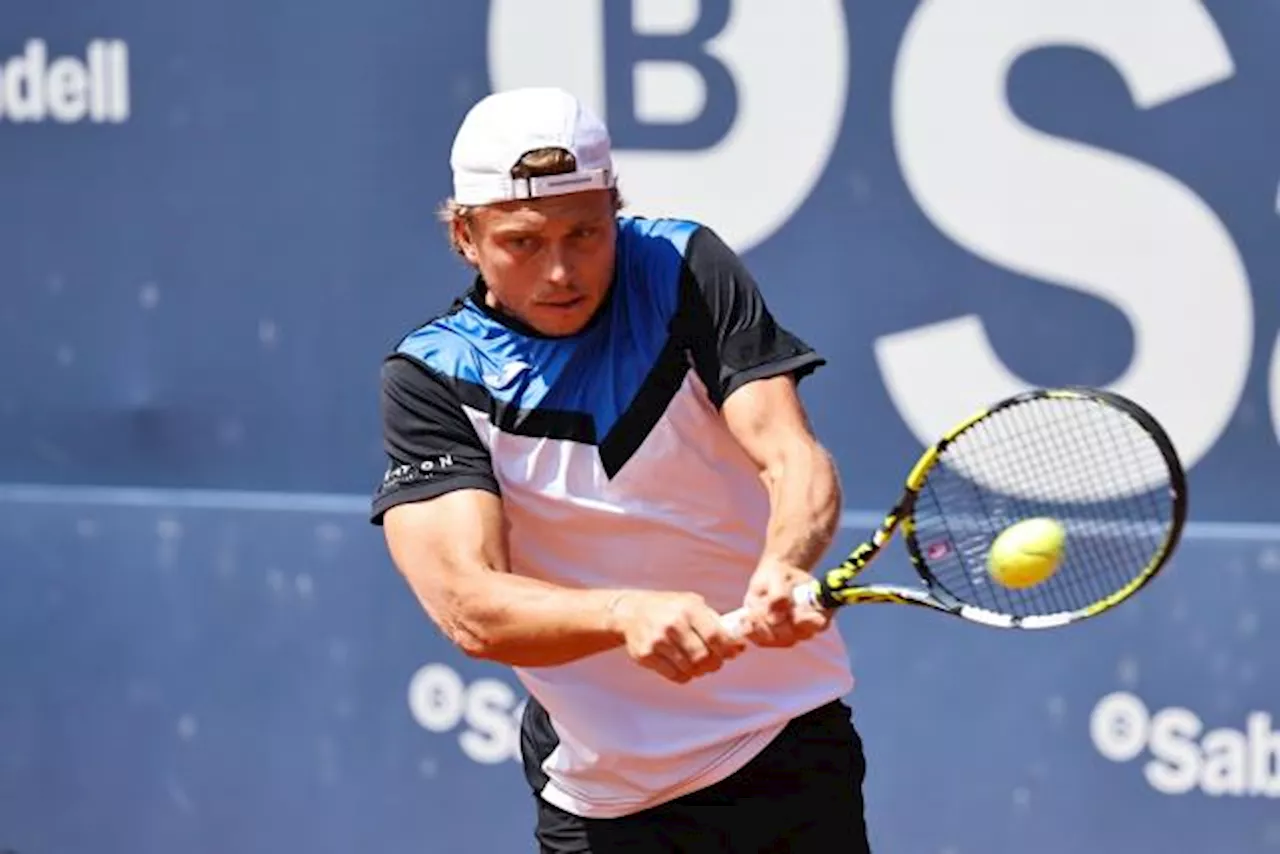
left=987, top=517, right=1066, bottom=589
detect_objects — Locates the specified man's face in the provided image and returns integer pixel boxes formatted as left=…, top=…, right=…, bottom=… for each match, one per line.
left=455, top=189, right=617, bottom=337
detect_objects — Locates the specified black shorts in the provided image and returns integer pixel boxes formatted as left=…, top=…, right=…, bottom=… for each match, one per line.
left=530, top=699, right=872, bottom=853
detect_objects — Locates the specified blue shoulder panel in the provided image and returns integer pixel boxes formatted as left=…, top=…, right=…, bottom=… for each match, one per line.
left=397, top=216, right=701, bottom=441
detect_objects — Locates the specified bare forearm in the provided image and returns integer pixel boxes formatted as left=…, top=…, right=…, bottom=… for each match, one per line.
left=384, top=496, right=632, bottom=668
left=408, top=565, right=628, bottom=667
left=759, top=440, right=842, bottom=571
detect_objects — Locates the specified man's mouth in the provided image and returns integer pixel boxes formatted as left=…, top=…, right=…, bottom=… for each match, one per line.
left=539, top=297, right=584, bottom=309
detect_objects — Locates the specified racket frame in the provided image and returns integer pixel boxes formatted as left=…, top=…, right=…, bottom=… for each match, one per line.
left=790, top=386, right=1188, bottom=630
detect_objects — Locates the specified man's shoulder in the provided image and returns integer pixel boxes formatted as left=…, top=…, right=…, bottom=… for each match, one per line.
left=612, top=215, right=728, bottom=314
left=616, top=214, right=710, bottom=256
left=387, top=290, right=487, bottom=383
left=615, top=215, right=743, bottom=278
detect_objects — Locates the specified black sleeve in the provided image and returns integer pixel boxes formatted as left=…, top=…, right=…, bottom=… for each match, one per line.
left=369, top=355, right=500, bottom=525
left=680, top=226, right=826, bottom=407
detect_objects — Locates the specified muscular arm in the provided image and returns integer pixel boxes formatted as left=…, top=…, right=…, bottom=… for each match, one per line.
left=679, top=224, right=841, bottom=572
left=381, top=490, right=627, bottom=666
left=677, top=224, right=841, bottom=640
left=723, top=375, right=842, bottom=572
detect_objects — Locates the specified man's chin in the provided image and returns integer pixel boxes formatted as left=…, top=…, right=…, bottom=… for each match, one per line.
left=530, top=301, right=595, bottom=335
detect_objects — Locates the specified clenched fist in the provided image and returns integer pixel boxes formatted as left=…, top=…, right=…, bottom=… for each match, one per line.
left=740, top=559, right=832, bottom=648
left=608, top=591, right=747, bottom=684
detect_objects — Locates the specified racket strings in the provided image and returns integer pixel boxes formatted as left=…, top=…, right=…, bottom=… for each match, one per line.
left=984, top=400, right=1170, bottom=611
left=1016, top=404, right=1139, bottom=609
left=986, top=402, right=1168, bottom=610
left=911, top=396, right=1176, bottom=618
left=1043, top=407, right=1160, bottom=608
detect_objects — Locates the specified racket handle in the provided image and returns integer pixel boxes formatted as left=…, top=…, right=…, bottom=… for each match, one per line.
left=719, top=582, right=823, bottom=639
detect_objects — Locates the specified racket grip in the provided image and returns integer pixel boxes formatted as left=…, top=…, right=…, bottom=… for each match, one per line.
left=719, top=583, right=822, bottom=639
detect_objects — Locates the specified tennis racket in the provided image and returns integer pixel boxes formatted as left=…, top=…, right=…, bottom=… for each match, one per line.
left=721, top=386, right=1187, bottom=633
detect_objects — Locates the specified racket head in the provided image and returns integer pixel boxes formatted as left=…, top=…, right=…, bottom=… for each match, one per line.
left=897, top=386, right=1187, bottom=628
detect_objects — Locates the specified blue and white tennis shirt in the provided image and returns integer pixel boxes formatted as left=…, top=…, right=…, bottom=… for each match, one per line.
left=371, top=216, right=854, bottom=819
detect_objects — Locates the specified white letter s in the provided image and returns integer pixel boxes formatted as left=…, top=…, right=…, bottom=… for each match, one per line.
left=882, top=0, right=1251, bottom=474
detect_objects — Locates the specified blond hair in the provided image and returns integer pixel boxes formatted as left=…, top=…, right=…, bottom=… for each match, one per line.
left=438, top=147, right=625, bottom=258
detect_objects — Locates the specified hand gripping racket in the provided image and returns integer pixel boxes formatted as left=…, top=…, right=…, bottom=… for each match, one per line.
left=721, top=387, right=1188, bottom=633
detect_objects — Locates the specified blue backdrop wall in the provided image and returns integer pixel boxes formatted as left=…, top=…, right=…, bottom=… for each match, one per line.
left=2, top=2, right=1278, bottom=852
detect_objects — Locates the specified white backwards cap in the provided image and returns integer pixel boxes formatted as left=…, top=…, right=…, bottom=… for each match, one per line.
left=449, top=87, right=616, bottom=206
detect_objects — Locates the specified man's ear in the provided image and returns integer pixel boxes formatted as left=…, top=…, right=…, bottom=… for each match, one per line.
left=452, top=215, right=480, bottom=266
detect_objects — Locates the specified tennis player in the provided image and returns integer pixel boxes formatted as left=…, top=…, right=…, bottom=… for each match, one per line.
left=371, top=87, right=870, bottom=853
